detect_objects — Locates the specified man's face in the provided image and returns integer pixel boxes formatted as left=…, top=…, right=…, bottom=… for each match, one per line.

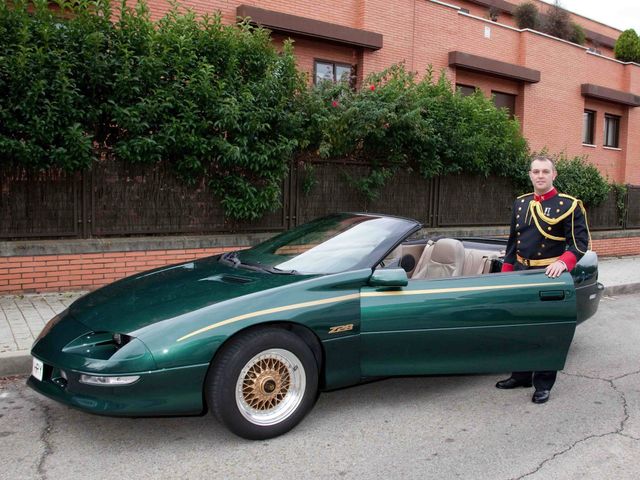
left=529, top=159, right=557, bottom=194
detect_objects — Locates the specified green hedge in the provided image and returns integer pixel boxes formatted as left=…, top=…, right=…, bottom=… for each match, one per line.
left=614, top=29, right=640, bottom=63
left=301, top=65, right=529, bottom=199
left=0, top=0, right=304, bottom=220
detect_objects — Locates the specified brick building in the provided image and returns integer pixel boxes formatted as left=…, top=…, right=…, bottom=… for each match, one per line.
left=143, top=0, right=639, bottom=185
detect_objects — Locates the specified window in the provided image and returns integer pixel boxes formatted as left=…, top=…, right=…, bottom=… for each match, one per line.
left=491, top=91, right=516, bottom=118
left=314, top=61, right=353, bottom=85
left=604, top=114, right=620, bottom=148
left=582, top=110, right=595, bottom=145
left=456, top=84, right=476, bottom=97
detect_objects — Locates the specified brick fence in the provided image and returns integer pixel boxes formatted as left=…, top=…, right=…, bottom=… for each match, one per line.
left=1, top=229, right=638, bottom=294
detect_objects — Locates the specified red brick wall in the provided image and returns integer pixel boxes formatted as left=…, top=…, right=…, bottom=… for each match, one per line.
left=1, top=237, right=637, bottom=294
left=592, top=236, right=640, bottom=258
left=0, top=247, right=236, bottom=294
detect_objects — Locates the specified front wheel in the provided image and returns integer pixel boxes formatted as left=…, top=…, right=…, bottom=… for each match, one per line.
left=206, top=328, right=319, bottom=440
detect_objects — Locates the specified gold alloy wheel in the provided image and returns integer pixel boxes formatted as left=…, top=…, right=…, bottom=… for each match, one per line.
left=235, top=348, right=306, bottom=426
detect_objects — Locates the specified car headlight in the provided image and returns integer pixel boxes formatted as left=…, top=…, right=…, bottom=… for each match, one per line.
left=35, top=309, right=68, bottom=344
left=112, top=332, right=133, bottom=347
left=79, top=375, right=140, bottom=386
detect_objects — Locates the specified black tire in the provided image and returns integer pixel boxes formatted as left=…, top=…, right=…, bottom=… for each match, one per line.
left=206, top=327, right=319, bottom=440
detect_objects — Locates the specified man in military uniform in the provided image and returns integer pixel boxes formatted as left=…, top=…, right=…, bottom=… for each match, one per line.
left=496, top=155, right=590, bottom=404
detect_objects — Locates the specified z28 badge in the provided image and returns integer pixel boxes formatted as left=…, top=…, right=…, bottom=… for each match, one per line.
left=328, top=324, right=354, bottom=334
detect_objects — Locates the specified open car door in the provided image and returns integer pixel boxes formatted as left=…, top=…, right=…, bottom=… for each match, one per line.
left=359, top=270, right=577, bottom=377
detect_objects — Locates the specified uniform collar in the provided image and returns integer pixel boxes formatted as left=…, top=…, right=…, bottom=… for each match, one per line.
left=534, top=188, right=557, bottom=202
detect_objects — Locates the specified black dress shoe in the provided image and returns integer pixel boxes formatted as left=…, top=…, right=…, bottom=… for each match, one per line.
left=495, top=377, right=533, bottom=389
left=532, top=390, right=550, bottom=404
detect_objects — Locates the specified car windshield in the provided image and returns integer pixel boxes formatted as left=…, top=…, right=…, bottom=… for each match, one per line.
left=236, top=214, right=419, bottom=274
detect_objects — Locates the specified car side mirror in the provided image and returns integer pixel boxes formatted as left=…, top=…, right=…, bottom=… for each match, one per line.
left=369, top=268, right=408, bottom=287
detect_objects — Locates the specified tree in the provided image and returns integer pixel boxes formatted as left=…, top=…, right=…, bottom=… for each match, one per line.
left=614, top=29, right=640, bottom=62
left=570, top=22, right=586, bottom=45
left=0, top=0, right=306, bottom=221
left=302, top=64, right=530, bottom=199
left=514, top=2, right=539, bottom=30
left=541, top=2, right=572, bottom=41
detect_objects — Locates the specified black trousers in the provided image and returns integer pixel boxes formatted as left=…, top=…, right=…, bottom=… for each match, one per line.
left=511, top=261, right=557, bottom=391
left=511, top=370, right=557, bottom=390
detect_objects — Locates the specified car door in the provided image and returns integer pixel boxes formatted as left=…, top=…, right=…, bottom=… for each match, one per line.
left=359, top=270, right=577, bottom=377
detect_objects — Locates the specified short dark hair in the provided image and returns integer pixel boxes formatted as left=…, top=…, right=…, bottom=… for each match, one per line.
left=530, top=155, right=556, bottom=171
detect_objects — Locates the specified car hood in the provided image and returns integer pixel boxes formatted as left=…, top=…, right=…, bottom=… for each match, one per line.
left=68, top=255, right=309, bottom=334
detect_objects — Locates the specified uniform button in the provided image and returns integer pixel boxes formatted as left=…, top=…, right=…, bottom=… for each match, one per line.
left=541, top=244, right=546, bottom=248
left=516, top=215, right=520, bottom=219
left=518, top=207, right=522, bottom=211
left=556, top=209, right=560, bottom=213
left=517, top=240, right=521, bottom=244
left=521, top=199, right=525, bottom=203
left=517, top=232, right=521, bottom=236
left=548, top=227, right=552, bottom=231
left=537, top=252, right=542, bottom=256
left=559, top=201, right=564, bottom=205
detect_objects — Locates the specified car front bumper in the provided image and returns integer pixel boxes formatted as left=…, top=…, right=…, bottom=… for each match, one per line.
left=27, top=358, right=209, bottom=416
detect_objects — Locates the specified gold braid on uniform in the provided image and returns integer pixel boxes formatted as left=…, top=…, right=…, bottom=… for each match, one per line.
left=527, top=200, right=568, bottom=241
left=558, top=194, right=592, bottom=253
left=527, top=195, right=592, bottom=252
left=570, top=199, right=592, bottom=253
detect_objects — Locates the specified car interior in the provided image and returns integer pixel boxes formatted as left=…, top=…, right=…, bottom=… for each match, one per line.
left=381, top=238, right=506, bottom=280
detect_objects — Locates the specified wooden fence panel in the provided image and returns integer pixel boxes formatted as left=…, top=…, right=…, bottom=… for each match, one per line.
left=296, top=162, right=371, bottom=225
left=0, top=167, right=80, bottom=239
left=586, top=190, right=619, bottom=230
left=90, top=159, right=285, bottom=236
left=437, top=175, right=516, bottom=226
left=296, top=162, right=435, bottom=226
left=627, top=186, right=640, bottom=229
left=0, top=159, right=634, bottom=239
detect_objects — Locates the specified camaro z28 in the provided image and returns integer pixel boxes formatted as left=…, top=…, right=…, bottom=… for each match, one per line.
left=29, top=213, right=603, bottom=439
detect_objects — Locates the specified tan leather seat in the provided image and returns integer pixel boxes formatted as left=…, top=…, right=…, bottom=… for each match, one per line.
left=410, top=240, right=434, bottom=279
left=462, top=249, right=498, bottom=276
left=413, top=238, right=465, bottom=279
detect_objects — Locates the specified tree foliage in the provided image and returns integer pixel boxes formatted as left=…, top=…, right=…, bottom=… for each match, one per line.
left=551, top=154, right=610, bottom=207
left=570, top=22, right=586, bottom=46
left=301, top=64, right=530, bottom=197
left=541, top=2, right=572, bottom=42
left=514, top=2, right=539, bottom=30
left=0, top=0, right=305, bottom=221
left=0, top=0, right=112, bottom=170
left=614, top=29, right=640, bottom=62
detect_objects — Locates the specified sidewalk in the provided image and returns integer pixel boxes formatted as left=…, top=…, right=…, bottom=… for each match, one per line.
left=1, top=256, right=639, bottom=376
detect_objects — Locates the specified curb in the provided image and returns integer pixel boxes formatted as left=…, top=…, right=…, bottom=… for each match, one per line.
left=0, top=351, right=32, bottom=377
left=603, top=283, right=640, bottom=297
left=2, top=284, right=639, bottom=378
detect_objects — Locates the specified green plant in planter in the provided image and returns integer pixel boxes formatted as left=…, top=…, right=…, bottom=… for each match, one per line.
left=300, top=163, right=318, bottom=195
left=549, top=153, right=610, bottom=207
left=611, top=183, right=628, bottom=227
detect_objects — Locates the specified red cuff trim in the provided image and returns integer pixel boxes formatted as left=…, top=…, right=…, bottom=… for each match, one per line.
left=558, top=252, right=577, bottom=271
left=501, top=263, right=514, bottom=272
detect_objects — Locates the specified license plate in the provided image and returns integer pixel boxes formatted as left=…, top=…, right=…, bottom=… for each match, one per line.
left=32, top=358, right=44, bottom=381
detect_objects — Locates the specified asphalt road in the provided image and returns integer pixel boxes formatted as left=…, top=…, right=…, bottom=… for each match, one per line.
left=1, top=293, right=639, bottom=480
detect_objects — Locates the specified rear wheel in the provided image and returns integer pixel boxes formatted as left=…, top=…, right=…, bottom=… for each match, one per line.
left=206, top=327, right=319, bottom=440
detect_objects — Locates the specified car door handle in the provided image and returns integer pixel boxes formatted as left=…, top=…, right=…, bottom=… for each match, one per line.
left=539, top=290, right=565, bottom=301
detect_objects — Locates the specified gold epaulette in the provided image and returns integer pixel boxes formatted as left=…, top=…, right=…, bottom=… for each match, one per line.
left=517, top=192, right=533, bottom=199
left=558, top=193, right=578, bottom=201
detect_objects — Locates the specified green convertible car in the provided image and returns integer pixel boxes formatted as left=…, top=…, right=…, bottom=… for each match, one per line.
left=29, top=213, right=603, bottom=439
